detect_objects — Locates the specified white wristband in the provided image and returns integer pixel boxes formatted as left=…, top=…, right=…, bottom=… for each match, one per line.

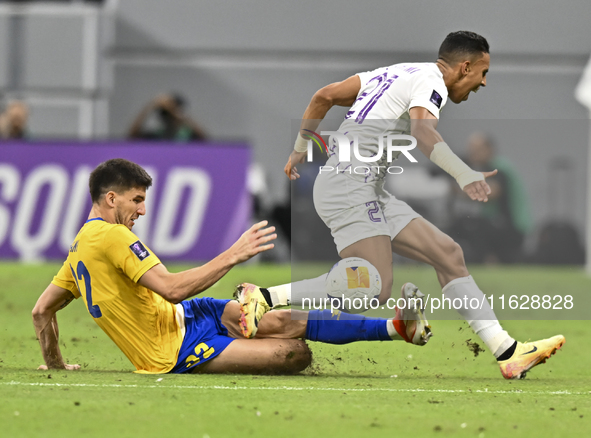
left=293, top=134, right=309, bottom=153
left=429, top=141, right=484, bottom=189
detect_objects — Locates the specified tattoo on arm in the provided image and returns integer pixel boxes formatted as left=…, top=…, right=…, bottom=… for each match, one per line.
left=59, top=296, right=74, bottom=309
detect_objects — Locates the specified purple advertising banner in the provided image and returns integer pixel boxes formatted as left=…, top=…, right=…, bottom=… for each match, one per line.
left=0, top=141, right=251, bottom=262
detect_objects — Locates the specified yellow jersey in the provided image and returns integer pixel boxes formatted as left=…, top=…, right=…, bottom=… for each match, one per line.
left=52, top=218, right=182, bottom=373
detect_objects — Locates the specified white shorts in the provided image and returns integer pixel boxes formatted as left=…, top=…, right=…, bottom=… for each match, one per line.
left=313, top=171, right=421, bottom=254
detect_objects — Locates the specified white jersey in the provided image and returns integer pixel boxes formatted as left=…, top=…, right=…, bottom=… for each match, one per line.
left=326, top=62, right=448, bottom=182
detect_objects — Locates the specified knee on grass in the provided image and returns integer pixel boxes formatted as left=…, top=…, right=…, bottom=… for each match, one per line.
left=271, top=340, right=312, bottom=374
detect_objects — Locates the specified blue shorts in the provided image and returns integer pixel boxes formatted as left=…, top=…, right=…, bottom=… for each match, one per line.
left=169, top=297, right=236, bottom=374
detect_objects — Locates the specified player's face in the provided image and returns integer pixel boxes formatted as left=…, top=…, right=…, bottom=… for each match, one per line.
left=449, top=52, right=490, bottom=104
left=114, top=187, right=147, bottom=230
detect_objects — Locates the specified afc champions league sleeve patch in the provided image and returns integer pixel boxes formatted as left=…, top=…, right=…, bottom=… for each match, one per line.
left=129, top=240, right=151, bottom=261
left=429, top=90, right=443, bottom=108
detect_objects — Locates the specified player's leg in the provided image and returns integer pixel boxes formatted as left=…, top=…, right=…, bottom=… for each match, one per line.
left=301, top=306, right=430, bottom=345
left=229, top=289, right=430, bottom=345
left=191, top=338, right=312, bottom=375
left=265, top=173, right=395, bottom=309
left=338, top=235, right=393, bottom=304
left=221, top=300, right=307, bottom=339
left=390, top=217, right=565, bottom=378
left=391, top=217, right=515, bottom=356
left=200, top=303, right=419, bottom=374
left=391, top=217, right=468, bottom=286
left=263, top=213, right=394, bottom=310
left=173, top=299, right=311, bottom=375
left=223, top=300, right=399, bottom=342
left=176, top=296, right=428, bottom=376
left=271, top=239, right=393, bottom=309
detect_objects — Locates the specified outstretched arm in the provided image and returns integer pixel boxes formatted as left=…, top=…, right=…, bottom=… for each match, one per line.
left=32, top=284, right=80, bottom=370
left=139, top=220, right=276, bottom=304
left=285, top=75, right=361, bottom=180
left=409, top=106, right=497, bottom=202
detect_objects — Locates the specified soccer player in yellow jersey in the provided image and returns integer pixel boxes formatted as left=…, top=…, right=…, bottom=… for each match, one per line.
left=32, top=158, right=301, bottom=374
left=33, top=158, right=443, bottom=374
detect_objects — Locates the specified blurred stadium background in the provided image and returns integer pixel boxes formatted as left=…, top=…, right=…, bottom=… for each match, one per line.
left=1, top=0, right=591, bottom=265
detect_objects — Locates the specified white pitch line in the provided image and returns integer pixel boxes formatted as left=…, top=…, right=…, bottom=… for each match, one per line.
left=0, top=381, right=588, bottom=396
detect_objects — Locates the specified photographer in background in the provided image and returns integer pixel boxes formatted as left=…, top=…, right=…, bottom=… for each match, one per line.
left=128, top=93, right=207, bottom=141
left=0, top=100, right=30, bottom=140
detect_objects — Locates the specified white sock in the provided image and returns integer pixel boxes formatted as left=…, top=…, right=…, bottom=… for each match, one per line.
left=442, top=276, right=515, bottom=358
left=267, top=283, right=290, bottom=307
left=267, top=274, right=327, bottom=308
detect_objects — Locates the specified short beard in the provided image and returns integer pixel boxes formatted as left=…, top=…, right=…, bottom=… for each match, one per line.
left=114, top=208, right=126, bottom=227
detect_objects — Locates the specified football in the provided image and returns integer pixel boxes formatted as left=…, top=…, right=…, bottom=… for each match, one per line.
left=325, top=257, right=382, bottom=313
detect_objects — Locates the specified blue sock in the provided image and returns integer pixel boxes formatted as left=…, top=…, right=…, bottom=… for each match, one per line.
left=305, top=310, right=391, bottom=344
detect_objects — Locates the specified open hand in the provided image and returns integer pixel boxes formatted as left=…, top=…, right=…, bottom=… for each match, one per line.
left=230, top=221, right=277, bottom=264
left=284, top=151, right=307, bottom=180
left=462, top=169, right=498, bottom=202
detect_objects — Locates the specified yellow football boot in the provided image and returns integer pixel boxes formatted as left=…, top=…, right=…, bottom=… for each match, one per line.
left=234, top=283, right=271, bottom=338
left=498, top=335, right=565, bottom=379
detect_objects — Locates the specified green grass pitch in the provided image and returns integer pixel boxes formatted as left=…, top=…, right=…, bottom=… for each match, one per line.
left=0, top=261, right=589, bottom=437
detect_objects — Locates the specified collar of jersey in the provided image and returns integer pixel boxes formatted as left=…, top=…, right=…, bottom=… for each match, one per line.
left=430, top=62, right=443, bottom=78
left=85, top=218, right=105, bottom=223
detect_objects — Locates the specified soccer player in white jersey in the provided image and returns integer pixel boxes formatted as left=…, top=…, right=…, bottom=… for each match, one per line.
left=238, top=31, right=564, bottom=379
